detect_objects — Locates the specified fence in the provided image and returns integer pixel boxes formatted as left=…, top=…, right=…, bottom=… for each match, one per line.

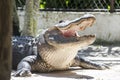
left=17, top=0, right=119, bottom=12
left=39, top=0, right=119, bottom=12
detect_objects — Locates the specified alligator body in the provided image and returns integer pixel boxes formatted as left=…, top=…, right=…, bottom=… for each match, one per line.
left=12, top=14, right=108, bottom=77
left=12, top=36, right=37, bottom=69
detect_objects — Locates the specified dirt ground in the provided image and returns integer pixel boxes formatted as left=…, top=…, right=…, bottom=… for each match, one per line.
left=11, top=45, right=120, bottom=80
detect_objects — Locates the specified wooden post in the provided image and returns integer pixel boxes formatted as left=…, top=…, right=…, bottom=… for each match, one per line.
left=110, top=0, right=115, bottom=13
left=0, top=0, right=12, bottom=80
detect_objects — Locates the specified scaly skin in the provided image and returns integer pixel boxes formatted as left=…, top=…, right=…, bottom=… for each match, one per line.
left=13, top=14, right=109, bottom=77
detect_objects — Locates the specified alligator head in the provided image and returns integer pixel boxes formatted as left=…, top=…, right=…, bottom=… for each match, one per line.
left=37, top=14, right=96, bottom=69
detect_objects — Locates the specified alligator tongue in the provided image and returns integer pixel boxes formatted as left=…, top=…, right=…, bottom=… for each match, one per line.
left=59, top=25, right=81, bottom=37
left=61, top=29, right=76, bottom=37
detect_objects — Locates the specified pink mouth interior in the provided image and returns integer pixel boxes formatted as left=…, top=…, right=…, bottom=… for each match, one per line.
left=59, top=18, right=94, bottom=37
left=61, top=29, right=76, bottom=37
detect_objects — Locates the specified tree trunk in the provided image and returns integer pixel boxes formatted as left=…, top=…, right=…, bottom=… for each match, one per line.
left=0, top=0, right=12, bottom=80
left=12, top=0, right=20, bottom=36
left=21, top=0, right=40, bottom=36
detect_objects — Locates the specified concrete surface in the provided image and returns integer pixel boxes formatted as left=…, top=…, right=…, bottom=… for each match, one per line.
left=11, top=65, right=120, bottom=80
left=11, top=45, right=120, bottom=80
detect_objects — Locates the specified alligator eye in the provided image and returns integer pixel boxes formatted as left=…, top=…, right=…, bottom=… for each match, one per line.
left=59, top=20, right=65, bottom=23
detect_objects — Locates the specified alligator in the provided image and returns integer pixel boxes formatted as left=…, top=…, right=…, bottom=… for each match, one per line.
left=12, top=14, right=109, bottom=77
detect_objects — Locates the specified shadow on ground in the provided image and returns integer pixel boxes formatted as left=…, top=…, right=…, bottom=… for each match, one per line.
left=34, top=69, right=94, bottom=79
left=11, top=69, right=95, bottom=80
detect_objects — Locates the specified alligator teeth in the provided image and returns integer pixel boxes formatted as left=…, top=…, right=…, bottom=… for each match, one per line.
left=75, top=31, right=80, bottom=37
left=84, top=35, right=95, bottom=37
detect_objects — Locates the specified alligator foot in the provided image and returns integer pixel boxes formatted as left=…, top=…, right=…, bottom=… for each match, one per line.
left=72, top=55, right=109, bottom=70
left=13, top=68, right=32, bottom=77
left=96, top=64, right=109, bottom=70
left=13, top=55, right=37, bottom=77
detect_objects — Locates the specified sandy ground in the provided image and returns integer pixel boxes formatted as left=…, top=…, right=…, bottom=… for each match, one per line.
left=11, top=45, right=120, bottom=80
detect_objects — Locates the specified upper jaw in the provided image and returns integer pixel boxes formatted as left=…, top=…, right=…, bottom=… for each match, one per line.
left=55, top=14, right=95, bottom=29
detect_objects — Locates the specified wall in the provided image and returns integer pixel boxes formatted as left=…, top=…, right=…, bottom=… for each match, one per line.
left=18, top=11, right=120, bottom=41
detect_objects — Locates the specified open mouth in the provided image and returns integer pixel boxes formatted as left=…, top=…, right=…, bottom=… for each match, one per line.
left=56, top=17, right=95, bottom=38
